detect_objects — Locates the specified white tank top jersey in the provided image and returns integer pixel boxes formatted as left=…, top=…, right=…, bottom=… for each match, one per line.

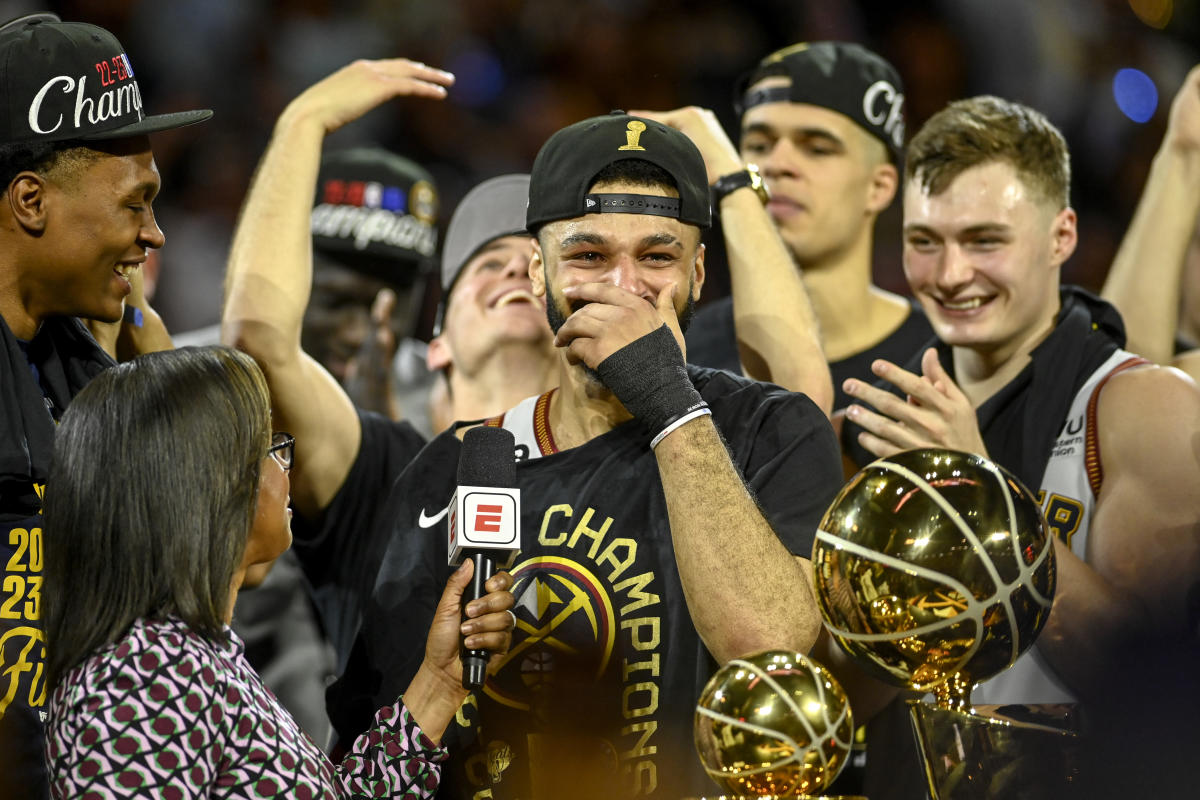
left=972, top=349, right=1146, bottom=706
left=483, top=389, right=558, bottom=462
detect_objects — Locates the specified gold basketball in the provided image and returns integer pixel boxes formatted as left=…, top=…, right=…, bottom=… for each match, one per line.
left=811, top=448, right=1055, bottom=707
left=694, top=650, right=853, bottom=797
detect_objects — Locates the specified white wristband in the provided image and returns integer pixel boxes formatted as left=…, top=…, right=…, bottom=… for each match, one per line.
left=650, top=406, right=712, bottom=450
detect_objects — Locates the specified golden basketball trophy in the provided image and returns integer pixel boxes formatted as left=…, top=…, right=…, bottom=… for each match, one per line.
left=811, top=448, right=1079, bottom=800
left=691, top=649, right=862, bottom=800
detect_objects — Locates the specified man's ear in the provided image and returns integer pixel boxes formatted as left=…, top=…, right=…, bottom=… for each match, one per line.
left=866, top=162, right=899, bottom=215
left=529, top=238, right=546, bottom=298
left=1049, top=207, right=1078, bottom=267
left=427, top=334, right=452, bottom=371
left=8, top=172, right=50, bottom=233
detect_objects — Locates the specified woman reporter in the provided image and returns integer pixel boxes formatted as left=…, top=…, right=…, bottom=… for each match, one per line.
left=41, top=346, right=513, bottom=798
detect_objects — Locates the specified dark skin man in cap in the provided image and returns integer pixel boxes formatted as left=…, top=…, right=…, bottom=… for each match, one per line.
left=0, top=12, right=209, bottom=797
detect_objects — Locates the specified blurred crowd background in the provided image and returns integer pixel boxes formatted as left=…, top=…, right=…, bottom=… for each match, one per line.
left=6, top=0, right=1198, bottom=339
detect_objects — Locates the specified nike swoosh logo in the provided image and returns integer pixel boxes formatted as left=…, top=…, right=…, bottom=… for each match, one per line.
left=418, top=504, right=449, bottom=529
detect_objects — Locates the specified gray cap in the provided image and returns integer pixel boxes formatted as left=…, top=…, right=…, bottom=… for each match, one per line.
left=440, top=173, right=530, bottom=292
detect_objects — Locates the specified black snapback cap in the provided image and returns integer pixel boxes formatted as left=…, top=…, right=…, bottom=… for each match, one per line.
left=735, top=41, right=905, bottom=162
left=526, top=111, right=711, bottom=232
left=0, top=13, right=212, bottom=145
left=310, top=147, right=438, bottom=284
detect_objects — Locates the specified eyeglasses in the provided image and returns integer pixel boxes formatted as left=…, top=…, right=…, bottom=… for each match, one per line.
left=267, top=432, right=295, bottom=471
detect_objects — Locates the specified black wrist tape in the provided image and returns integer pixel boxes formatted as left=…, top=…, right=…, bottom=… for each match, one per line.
left=596, top=325, right=709, bottom=445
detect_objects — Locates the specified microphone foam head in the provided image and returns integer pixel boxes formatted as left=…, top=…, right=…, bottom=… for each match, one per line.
left=458, top=426, right=517, bottom=487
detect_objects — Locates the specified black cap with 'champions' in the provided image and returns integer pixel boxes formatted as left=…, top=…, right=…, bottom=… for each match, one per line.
left=526, top=111, right=712, bottom=233
left=0, top=12, right=212, bottom=144
left=310, top=147, right=439, bottom=284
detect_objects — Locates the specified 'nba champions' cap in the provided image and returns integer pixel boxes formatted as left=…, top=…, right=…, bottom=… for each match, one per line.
left=0, top=12, right=212, bottom=144
left=736, top=42, right=905, bottom=162
left=526, top=111, right=711, bottom=232
left=311, top=147, right=438, bottom=284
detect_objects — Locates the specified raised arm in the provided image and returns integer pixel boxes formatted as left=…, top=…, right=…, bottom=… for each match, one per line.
left=633, top=107, right=833, bottom=414
left=221, top=59, right=453, bottom=516
left=1101, top=64, right=1200, bottom=366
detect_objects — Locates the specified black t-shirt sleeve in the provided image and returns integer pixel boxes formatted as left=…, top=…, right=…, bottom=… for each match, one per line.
left=292, top=410, right=425, bottom=557
left=702, top=369, right=844, bottom=557
left=289, top=409, right=425, bottom=663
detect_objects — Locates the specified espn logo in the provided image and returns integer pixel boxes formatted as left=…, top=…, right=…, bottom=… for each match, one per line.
left=447, top=485, right=521, bottom=569
left=463, top=492, right=517, bottom=545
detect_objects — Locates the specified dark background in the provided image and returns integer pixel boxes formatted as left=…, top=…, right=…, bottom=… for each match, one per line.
left=7, top=0, right=1198, bottom=336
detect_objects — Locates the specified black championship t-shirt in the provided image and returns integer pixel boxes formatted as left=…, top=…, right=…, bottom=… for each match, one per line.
left=0, top=484, right=47, bottom=798
left=320, top=366, right=843, bottom=799
left=685, top=295, right=935, bottom=411
left=0, top=317, right=112, bottom=800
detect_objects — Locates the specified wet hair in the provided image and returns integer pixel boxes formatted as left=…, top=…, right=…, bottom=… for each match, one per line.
left=43, top=346, right=271, bottom=691
left=905, top=95, right=1070, bottom=209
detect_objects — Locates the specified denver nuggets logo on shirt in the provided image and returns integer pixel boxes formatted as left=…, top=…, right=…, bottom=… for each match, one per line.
left=484, top=556, right=617, bottom=710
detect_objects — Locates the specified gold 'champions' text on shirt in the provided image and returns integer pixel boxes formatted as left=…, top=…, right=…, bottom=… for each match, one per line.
left=0, top=483, right=47, bottom=721
left=460, top=501, right=666, bottom=798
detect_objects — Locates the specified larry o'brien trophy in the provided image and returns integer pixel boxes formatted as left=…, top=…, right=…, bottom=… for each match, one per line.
left=811, top=448, right=1078, bottom=800
left=692, top=649, right=860, bottom=800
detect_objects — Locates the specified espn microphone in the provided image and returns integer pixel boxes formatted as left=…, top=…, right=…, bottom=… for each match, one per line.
left=448, top=426, right=521, bottom=690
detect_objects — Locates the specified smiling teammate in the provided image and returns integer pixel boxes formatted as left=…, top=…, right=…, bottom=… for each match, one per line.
left=0, top=12, right=210, bottom=797
left=842, top=97, right=1200, bottom=775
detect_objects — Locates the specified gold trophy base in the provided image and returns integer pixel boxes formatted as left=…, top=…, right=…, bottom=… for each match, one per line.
left=909, top=701, right=1080, bottom=800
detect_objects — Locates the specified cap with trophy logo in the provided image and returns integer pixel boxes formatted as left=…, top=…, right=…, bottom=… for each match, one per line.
left=526, top=110, right=712, bottom=233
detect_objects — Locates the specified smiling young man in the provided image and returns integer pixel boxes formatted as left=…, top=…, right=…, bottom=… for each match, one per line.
left=841, top=98, right=1200, bottom=788
left=0, top=12, right=210, bottom=798
left=310, top=112, right=843, bottom=800
left=425, top=174, right=557, bottom=434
